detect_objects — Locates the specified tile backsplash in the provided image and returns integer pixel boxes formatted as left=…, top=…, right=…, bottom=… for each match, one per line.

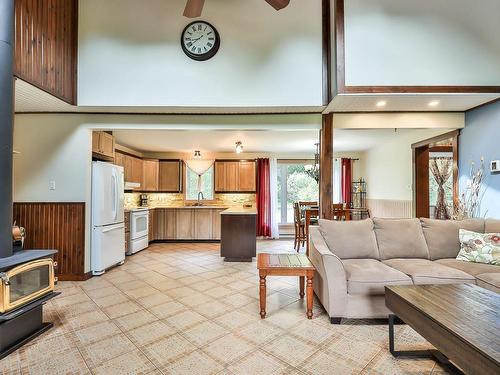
left=124, top=192, right=256, bottom=210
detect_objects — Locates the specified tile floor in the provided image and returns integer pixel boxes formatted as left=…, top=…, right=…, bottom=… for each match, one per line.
left=0, top=240, right=451, bottom=375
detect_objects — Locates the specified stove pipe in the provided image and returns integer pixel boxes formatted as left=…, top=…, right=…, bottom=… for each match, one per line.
left=0, top=0, right=15, bottom=259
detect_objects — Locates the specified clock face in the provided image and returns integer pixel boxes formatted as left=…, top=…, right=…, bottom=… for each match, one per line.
left=181, top=21, right=220, bottom=61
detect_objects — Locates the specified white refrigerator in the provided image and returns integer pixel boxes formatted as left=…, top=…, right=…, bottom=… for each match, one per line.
left=91, top=161, right=125, bottom=275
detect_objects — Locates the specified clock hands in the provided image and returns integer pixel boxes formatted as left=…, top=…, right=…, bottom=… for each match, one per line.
left=191, top=35, right=204, bottom=45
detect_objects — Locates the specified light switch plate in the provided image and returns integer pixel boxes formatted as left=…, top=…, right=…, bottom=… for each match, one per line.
left=49, top=180, right=56, bottom=190
left=491, top=160, right=500, bottom=173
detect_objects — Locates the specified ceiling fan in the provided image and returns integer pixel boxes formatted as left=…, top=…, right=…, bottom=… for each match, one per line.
left=183, top=0, right=290, bottom=18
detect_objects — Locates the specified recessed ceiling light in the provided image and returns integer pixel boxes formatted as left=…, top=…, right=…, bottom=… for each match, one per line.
left=376, top=100, right=387, bottom=107
left=428, top=100, right=440, bottom=107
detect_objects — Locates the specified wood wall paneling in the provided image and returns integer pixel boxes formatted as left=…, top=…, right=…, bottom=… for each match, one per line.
left=14, top=0, right=78, bottom=104
left=12, top=202, right=88, bottom=281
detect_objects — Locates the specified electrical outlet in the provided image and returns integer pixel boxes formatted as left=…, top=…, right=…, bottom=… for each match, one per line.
left=49, top=180, right=56, bottom=190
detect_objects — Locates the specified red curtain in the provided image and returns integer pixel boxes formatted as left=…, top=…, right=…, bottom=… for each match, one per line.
left=256, top=158, right=271, bottom=237
left=341, top=158, right=352, bottom=207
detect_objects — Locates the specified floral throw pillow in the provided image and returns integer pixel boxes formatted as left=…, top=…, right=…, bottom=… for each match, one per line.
left=456, top=229, right=500, bottom=265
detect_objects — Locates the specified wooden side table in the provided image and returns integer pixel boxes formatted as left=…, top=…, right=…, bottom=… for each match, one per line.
left=257, top=253, right=316, bottom=319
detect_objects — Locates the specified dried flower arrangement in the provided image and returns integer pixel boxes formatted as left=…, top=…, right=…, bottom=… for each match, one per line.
left=452, top=157, right=486, bottom=220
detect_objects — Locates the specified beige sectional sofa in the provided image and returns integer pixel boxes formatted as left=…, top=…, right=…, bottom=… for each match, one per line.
left=309, top=218, right=500, bottom=322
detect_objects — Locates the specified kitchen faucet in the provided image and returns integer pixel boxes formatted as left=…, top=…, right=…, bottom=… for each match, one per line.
left=197, top=191, right=204, bottom=205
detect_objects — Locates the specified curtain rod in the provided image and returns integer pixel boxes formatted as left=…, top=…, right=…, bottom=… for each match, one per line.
left=334, top=158, right=359, bottom=161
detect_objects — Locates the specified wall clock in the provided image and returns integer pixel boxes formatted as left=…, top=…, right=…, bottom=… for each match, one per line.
left=181, top=21, right=220, bottom=61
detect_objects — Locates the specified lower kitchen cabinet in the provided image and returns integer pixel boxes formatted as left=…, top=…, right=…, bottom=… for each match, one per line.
left=194, top=209, right=212, bottom=240
left=212, top=209, right=225, bottom=240
left=149, top=207, right=227, bottom=241
left=154, top=209, right=177, bottom=240
left=176, top=209, right=194, bottom=239
left=148, top=209, right=155, bottom=241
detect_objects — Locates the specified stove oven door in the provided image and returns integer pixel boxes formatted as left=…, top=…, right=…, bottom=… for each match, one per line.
left=1, top=259, right=54, bottom=313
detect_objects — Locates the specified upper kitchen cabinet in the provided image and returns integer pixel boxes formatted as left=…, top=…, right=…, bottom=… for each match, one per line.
left=117, top=153, right=143, bottom=189
left=159, top=161, right=182, bottom=192
left=238, top=161, right=256, bottom=192
left=14, top=0, right=78, bottom=104
left=142, top=159, right=159, bottom=192
left=92, top=132, right=115, bottom=161
left=215, top=160, right=256, bottom=193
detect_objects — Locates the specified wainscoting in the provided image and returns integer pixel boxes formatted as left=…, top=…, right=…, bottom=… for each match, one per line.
left=13, top=202, right=88, bottom=281
left=366, top=199, right=413, bottom=219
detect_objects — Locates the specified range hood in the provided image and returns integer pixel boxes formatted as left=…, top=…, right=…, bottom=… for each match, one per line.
left=125, top=182, right=141, bottom=190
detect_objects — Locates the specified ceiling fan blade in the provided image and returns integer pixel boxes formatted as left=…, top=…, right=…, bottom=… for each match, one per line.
left=183, top=0, right=205, bottom=18
left=265, top=0, right=290, bottom=11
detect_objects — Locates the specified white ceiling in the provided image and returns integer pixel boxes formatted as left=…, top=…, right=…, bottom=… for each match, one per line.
left=113, top=129, right=320, bottom=154
left=16, top=79, right=499, bottom=114
left=324, top=93, right=499, bottom=113
left=14, top=79, right=324, bottom=114
left=113, top=128, right=437, bottom=153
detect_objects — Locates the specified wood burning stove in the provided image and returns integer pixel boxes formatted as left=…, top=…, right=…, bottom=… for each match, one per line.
left=0, top=0, right=59, bottom=359
left=0, top=258, right=56, bottom=314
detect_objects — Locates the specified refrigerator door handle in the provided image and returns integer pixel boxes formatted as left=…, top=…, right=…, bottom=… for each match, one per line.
left=111, top=169, right=118, bottom=221
left=101, top=223, right=124, bottom=233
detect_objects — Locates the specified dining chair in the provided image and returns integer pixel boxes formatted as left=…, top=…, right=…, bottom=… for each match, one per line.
left=332, top=203, right=345, bottom=221
left=293, top=202, right=306, bottom=252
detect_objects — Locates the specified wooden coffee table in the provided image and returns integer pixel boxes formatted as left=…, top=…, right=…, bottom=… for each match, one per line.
left=385, top=284, right=500, bottom=375
left=257, top=253, right=315, bottom=319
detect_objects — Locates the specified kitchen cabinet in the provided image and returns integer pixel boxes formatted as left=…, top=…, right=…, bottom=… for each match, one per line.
left=194, top=209, right=212, bottom=240
left=238, top=161, right=256, bottom=191
left=154, top=209, right=177, bottom=240
left=115, top=152, right=124, bottom=168
left=92, top=131, right=115, bottom=160
left=159, top=161, right=182, bottom=192
left=125, top=211, right=130, bottom=254
left=150, top=207, right=226, bottom=241
left=211, top=208, right=225, bottom=240
left=142, top=159, right=159, bottom=191
left=148, top=209, right=155, bottom=242
left=215, top=160, right=256, bottom=193
left=176, top=209, right=194, bottom=239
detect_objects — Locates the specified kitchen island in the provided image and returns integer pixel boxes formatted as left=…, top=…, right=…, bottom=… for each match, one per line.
left=220, top=207, right=257, bottom=262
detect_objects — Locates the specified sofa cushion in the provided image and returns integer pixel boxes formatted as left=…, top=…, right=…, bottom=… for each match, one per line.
left=456, top=229, right=500, bottom=265
left=319, top=219, right=379, bottom=259
left=435, top=258, right=500, bottom=276
left=342, top=259, right=412, bottom=295
left=382, top=259, right=475, bottom=285
left=373, top=218, right=429, bottom=260
left=485, top=218, right=500, bottom=233
left=420, top=218, right=485, bottom=260
left=475, top=273, right=500, bottom=294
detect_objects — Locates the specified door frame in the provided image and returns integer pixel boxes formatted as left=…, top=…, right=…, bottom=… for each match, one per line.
left=411, top=130, right=460, bottom=218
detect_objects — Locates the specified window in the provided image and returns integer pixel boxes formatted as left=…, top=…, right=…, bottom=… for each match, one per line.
left=185, top=165, right=214, bottom=200
left=277, top=162, right=319, bottom=224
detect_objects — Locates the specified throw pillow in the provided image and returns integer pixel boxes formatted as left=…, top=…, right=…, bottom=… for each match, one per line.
left=456, top=229, right=500, bottom=265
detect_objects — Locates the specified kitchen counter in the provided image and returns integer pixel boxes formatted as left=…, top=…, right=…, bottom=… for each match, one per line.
left=220, top=208, right=257, bottom=262
left=220, top=207, right=257, bottom=215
